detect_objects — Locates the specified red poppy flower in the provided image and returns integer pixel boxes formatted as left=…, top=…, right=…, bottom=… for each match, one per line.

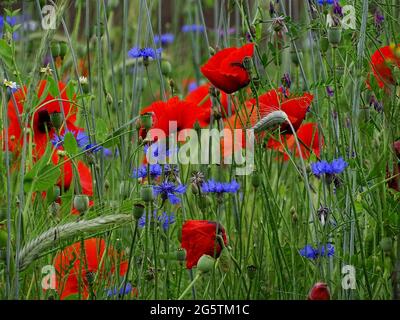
left=308, top=282, right=330, bottom=300
left=181, top=220, right=228, bottom=269
left=185, top=83, right=234, bottom=118
left=200, top=44, right=255, bottom=94
left=53, top=238, right=128, bottom=300
left=267, top=122, right=322, bottom=160
left=221, top=89, right=314, bottom=158
left=368, top=44, right=400, bottom=89
left=140, top=97, right=210, bottom=139
left=5, top=80, right=79, bottom=158
left=226, top=88, right=313, bottom=132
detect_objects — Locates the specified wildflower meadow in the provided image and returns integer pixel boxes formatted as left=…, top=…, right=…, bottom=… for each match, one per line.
left=0, top=0, right=399, bottom=305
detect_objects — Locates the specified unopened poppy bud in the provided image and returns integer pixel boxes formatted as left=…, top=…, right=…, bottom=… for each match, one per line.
left=197, top=254, right=215, bottom=273
left=320, top=36, right=329, bottom=53
left=168, top=78, right=176, bottom=91
left=193, top=120, right=201, bottom=131
left=59, top=41, right=68, bottom=58
left=51, top=42, right=60, bottom=58
left=380, top=237, right=393, bottom=253
left=106, top=92, right=113, bottom=105
left=176, top=248, right=186, bottom=261
left=133, top=203, right=145, bottom=220
left=327, top=27, right=342, bottom=47
left=242, top=56, right=252, bottom=73
left=79, top=76, right=89, bottom=93
left=218, top=247, right=231, bottom=273
left=251, top=173, right=261, bottom=188
left=308, top=282, right=330, bottom=300
left=140, top=185, right=153, bottom=202
left=47, top=202, right=61, bottom=219
left=119, top=181, right=131, bottom=199
left=191, top=183, right=199, bottom=195
left=50, top=112, right=63, bottom=130
left=247, top=265, right=257, bottom=280
left=161, top=60, right=172, bottom=77
left=140, top=113, right=153, bottom=130
left=209, top=46, right=216, bottom=56
left=0, top=229, right=8, bottom=249
left=73, top=194, right=89, bottom=214
left=104, top=179, right=110, bottom=191
left=198, top=195, right=211, bottom=211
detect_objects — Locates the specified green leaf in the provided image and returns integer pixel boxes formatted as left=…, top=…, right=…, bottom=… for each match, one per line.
left=63, top=132, right=78, bottom=155
left=24, top=164, right=60, bottom=192
left=0, top=39, right=13, bottom=69
left=46, top=76, right=59, bottom=97
left=95, top=118, right=108, bottom=142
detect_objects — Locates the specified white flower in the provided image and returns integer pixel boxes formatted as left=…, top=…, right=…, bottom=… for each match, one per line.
left=3, top=79, right=18, bottom=90
left=79, top=76, right=88, bottom=85
left=40, top=64, right=53, bottom=76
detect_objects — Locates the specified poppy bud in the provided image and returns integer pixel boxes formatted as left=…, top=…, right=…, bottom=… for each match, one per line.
left=380, top=237, right=393, bottom=253
left=242, top=56, right=253, bottom=73
left=209, top=46, right=216, bottom=56
left=59, top=42, right=68, bottom=58
left=73, top=195, right=89, bottom=214
left=191, top=183, right=199, bottom=195
left=251, top=173, right=261, bottom=188
left=169, top=79, right=176, bottom=91
left=50, top=112, right=63, bottom=130
left=106, top=92, right=113, bottom=105
left=308, top=282, right=330, bottom=300
left=161, top=60, right=172, bottom=77
left=79, top=76, right=89, bottom=94
left=133, top=203, right=145, bottom=220
left=104, top=179, right=110, bottom=191
left=140, top=113, right=153, bottom=130
left=48, top=202, right=61, bottom=219
left=197, top=254, right=215, bottom=273
left=218, top=247, right=231, bottom=273
left=177, top=248, right=186, bottom=261
left=51, top=42, right=60, bottom=58
left=52, top=185, right=61, bottom=200
left=140, top=185, right=154, bottom=202
left=247, top=265, right=257, bottom=280
left=119, top=181, right=131, bottom=199
left=320, top=36, right=329, bottom=53
left=0, top=229, right=8, bottom=249
left=198, top=195, right=211, bottom=211
left=327, top=27, right=342, bottom=47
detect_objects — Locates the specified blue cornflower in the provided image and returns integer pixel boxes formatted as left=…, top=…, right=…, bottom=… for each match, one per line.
left=51, top=130, right=111, bottom=157
left=154, top=33, right=174, bottom=45
left=332, top=0, right=343, bottom=17
left=317, top=0, right=334, bottom=5
left=299, top=244, right=335, bottom=260
left=132, top=164, right=162, bottom=179
left=144, top=143, right=178, bottom=163
left=326, top=86, right=334, bottom=97
left=311, top=158, right=348, bottom=177
left=181, top=24, right=205, bottom=33
left=201, top=179, right=240, bottom=194
left=128, top=47, right=162, bottom=60
left=188, top=81, right=198, bottom=93
left=138, top=211, right=175, bottom=231
left=106, top=282, right=133, bottom=298
left=153, top=181, right=186, bottom=204
left=329, top=157, right=348, bottom=174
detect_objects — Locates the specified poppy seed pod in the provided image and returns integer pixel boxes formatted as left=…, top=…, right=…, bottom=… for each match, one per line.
left=50, top=112, right=63, bottom=130
left=140, top=113, right=153, bottom=130
left=327, top=27, right=342, bottom=47
left=197, top=254, right=215, bottom=273
left=133, top=203, right=145, bottom=220
left=50, top=42, right=60, bottom=58
left=59, top=42, right=68, bottom=58
left=73, top=195, right=90, bottom=214
left=161, top=60, right=172, bottom=77
left=380, top=237, right=393, bottom=253
left=247, top=265, right=257, bottom=280
left=140, top=185, right=154, bottom=202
